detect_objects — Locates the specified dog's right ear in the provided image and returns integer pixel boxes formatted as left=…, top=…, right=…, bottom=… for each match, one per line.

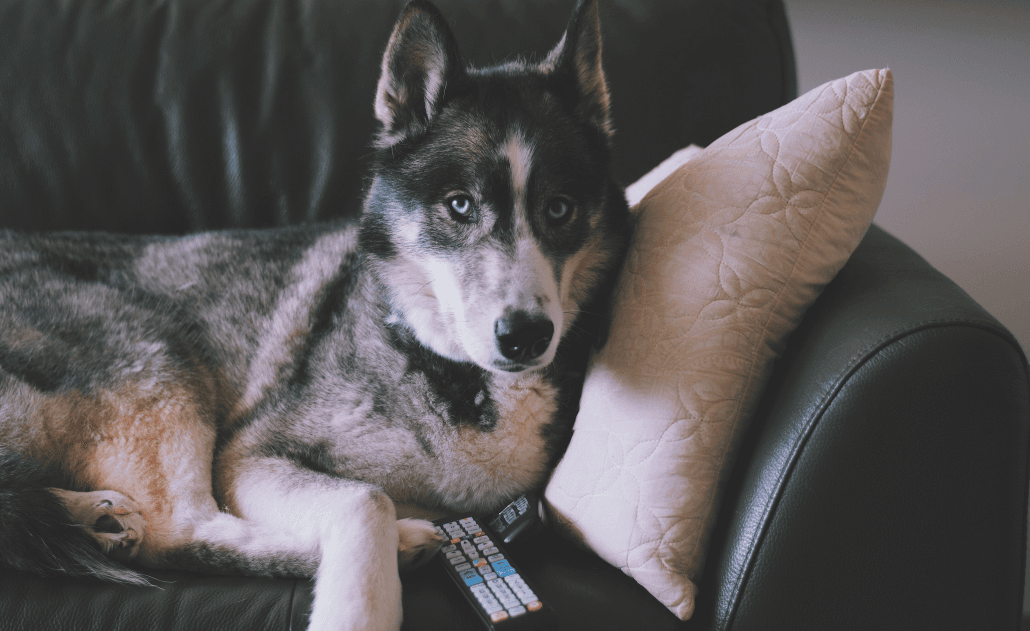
left=543, top=0, right=613, bottom=139
left=374, top=0, right=461, bottom=147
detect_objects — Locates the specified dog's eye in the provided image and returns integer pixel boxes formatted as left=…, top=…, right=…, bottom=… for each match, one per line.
left=447, top=195, right=475, bottom=221
left=546, top=198, right=572, bottom=224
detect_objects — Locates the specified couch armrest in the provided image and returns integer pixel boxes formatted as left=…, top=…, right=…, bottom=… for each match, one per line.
left=695, top=225, right=1030, bottom=630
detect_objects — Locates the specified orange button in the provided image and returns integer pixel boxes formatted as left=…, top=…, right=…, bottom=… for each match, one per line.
left=490, top=611, right=509, bottom=622
left=450, top=537, right=462, bottom=544
left=527, top=601, right=543, bottom=612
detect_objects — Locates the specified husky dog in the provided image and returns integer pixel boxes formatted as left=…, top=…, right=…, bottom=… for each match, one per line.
left=0, top=0, right=630, bottom=628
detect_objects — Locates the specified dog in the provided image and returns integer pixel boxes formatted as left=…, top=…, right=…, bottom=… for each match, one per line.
left=0, top=0, right=630, bottom=628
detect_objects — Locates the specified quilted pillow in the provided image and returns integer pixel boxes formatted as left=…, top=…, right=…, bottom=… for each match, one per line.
left=544, top=68, right=894, bottom=620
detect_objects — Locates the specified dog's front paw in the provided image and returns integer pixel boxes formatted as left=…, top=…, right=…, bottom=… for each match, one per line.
left=396, top=518, right=445, bottom=571
left=52, top=489, right=147, bottom=560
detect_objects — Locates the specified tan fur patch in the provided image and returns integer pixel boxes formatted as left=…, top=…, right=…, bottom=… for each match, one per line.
left=560, top=230, right=616, bottom=332
left=438, top=373, right=558, bottom=507
left=10, top=368, right=223, bottom=561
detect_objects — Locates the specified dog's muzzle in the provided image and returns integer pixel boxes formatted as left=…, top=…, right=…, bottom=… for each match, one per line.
left=494, top=311, right=554, bottom=366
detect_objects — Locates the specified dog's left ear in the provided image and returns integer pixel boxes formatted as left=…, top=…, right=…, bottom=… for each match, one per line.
left=544, top=0, right=613, bottom=138
left=374, top=0, right=462, bottom=146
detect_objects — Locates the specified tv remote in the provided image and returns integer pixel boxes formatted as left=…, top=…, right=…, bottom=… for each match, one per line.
left=432, top=514, right=558, bottom=630
left=488, top=492, right=544, bottom=544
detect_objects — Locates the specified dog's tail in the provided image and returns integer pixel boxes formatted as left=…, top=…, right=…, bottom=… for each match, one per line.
left=0, top=449, right=152, bottom=586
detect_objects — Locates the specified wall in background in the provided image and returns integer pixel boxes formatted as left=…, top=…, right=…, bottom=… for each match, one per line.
left=785, top=0, right=1029, bottom=357
left=785, top=0, right=1030, bottom=617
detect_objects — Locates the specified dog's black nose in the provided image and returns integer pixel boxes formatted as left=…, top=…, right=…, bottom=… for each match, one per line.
left=494, top=312, right=554, bottom=364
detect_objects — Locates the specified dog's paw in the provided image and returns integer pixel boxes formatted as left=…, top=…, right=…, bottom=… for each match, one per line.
left=396, top=518, right=445, bottom=571
left=51, top=489, right=147, bottom=560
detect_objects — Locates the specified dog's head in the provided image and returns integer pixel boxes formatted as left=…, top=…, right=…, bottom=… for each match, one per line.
left=360, top=0, right=629, bottom=374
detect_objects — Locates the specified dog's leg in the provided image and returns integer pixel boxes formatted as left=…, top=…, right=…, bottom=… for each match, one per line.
left=225, top=458, right=444, bottom=631
left=48, top=488, right=147, bottom=561
left=397, top=517, right=446, bottom=570
left=173, top=456, right=444, bottom=631
left=306, top=486, right=405, bottom=631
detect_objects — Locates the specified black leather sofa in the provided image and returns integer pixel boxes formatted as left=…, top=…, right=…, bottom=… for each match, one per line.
left=1, top=0, right=1027, bottom=629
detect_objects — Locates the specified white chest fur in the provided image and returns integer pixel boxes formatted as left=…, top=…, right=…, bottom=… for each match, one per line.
left=428, top=371, right=558, bottom=512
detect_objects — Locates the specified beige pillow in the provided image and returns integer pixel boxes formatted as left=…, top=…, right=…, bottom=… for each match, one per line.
left=544, top=68, right=894, bottom=620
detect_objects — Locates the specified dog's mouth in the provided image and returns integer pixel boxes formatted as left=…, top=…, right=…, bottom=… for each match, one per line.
left=483, top=345, right=558, bottom=375
left=489, top=357, right=549, bottom=374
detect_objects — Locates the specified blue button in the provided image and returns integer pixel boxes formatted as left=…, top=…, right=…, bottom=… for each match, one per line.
left=491, top=559, right=515, bottom=577
left=460, top=569, right=483, bottom=586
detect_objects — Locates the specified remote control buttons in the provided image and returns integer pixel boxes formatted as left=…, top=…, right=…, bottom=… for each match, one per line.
left=443, top=522, right=463, bottom=535
left=460, top=571, right=484, bottom=586
left=439, top=516, right=549, bottom=625
left=505, top=574, right=539, bottom=605
left=470, top=584, right=503, bottom=614
left=490, top=559, right=515, bottom=577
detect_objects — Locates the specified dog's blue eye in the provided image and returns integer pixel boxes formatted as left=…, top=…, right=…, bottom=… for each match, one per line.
left=448, top=195, right=474, bottom=220
left=546, top=199, right=572, bottom=224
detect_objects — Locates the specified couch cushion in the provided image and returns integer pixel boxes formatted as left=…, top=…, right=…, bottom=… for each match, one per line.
left=545, top=68, right=894, bottom=619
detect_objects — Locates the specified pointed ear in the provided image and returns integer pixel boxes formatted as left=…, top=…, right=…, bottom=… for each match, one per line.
left=374, top=0, right=461, bottom=146
left=544, top=0, right=613, bottom=138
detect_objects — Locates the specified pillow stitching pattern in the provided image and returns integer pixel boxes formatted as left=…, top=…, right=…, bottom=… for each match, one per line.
left=720, top=69, right=893, bottom=622
left=546, top=70, right=892, bottom=621
left=682, top=74, right=881, bottom=570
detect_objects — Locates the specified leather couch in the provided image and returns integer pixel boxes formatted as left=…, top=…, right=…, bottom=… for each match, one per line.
left=1, top=0, right=1027, bottom=629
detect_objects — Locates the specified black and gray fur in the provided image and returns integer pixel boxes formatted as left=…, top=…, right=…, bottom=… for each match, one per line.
left=0, top=1, right=630, bottom=628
